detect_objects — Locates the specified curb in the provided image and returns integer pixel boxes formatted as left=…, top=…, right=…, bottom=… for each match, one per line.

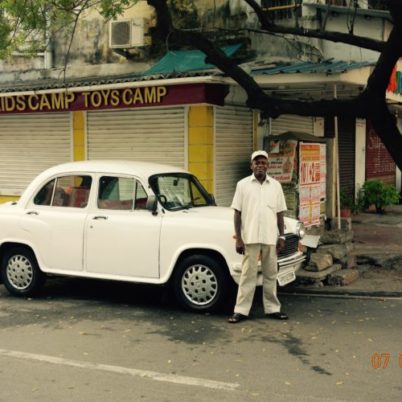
left=279, top=287, right=402, bottom=298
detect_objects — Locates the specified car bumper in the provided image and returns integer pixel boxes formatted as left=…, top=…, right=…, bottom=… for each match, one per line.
left=231, top=251, right=306, bottom=286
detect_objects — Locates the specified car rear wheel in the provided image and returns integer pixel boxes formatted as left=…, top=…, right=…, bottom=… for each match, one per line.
left=1, top=247, right=45, bottom=297
left=173, top=255, right=228, bottom=312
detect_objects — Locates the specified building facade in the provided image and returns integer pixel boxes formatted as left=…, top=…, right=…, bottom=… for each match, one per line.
left=0, top=0, right=400, bottom=218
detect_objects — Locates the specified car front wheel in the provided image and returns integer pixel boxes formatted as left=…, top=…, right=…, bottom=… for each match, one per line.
left=1, top=247, right=45, bottom=297
left=173, top=255, right=228, bottom=312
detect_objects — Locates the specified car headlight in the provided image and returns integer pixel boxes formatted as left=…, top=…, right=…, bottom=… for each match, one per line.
left=296, top=221, right=305, bottom=239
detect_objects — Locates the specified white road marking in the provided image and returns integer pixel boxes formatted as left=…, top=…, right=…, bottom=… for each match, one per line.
left=0, top=348, right=239, bottom=391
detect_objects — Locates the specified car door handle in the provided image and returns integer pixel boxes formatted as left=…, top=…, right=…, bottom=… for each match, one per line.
left=26, top=211, right=39, bottom=215
left=93, top=215, right=108, bottom=220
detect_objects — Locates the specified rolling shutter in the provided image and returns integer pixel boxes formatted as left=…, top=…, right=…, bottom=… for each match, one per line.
left=326, top=116, right=356, bottom=196
left=0, top=113, right=72, bottom=195
left=338, top=118, right=356, bottom=195
left=271, top=115, right=314, bottom=135
left=87, top=107, right=186, bottom=168
left=215, top=106, right=253, bottom=206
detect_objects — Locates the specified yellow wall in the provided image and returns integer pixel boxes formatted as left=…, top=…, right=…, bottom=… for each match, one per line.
left=188, top=106, right=214, bottom=193
left=0, top=195, right=19, bottom=204
left=73, top=111, right=86, bottom=161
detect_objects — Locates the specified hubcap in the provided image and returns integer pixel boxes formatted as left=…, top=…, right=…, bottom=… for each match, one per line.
left=6, top=254, right=34, bottom=290
left=181, top=264, right=218, bottom=306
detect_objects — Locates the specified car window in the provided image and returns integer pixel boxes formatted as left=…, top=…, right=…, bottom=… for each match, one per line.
left=34, top=175, right=92, bottom=208
left=34, top=179, right=55, bottom=206
left=98, top=176, right=147, bottom=210
left=149, top=173, right=211, bottom=210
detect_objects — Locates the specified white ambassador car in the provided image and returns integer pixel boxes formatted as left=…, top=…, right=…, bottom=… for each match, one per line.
left=0, top=160, right=306, bottom=312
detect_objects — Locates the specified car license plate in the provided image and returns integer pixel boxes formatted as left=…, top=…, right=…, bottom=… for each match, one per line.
left=277, top=270, right=296, bottom=286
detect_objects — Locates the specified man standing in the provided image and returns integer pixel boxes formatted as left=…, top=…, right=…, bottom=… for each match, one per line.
left=228, top=150, right=288, bottom=323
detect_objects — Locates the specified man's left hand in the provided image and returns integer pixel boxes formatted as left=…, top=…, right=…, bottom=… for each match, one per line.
left=276, top=238, right=285, bottom=254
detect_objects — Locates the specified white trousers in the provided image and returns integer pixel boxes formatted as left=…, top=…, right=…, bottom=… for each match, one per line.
left=234, top=243, right=281, bottom=316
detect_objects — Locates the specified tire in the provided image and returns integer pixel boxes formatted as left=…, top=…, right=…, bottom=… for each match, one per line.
left=173, top=254, right=228, bottom=312
left=1, top=247, right=45, bottom=297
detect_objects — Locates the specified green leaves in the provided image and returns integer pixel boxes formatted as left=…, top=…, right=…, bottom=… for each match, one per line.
left=0, top=0, right=139, bottom=58
left=359, top=180, right=400, bottom=214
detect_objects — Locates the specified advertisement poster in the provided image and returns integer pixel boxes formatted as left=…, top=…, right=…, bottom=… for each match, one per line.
left=267, top=139, right=297, bottom=183
left=299, top=143, right=321, bottom=185
left=299, top=143, right=322, bottom=226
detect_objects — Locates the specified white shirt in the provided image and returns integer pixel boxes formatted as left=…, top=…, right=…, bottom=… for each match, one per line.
left=231, top=174, right=287, bottom=245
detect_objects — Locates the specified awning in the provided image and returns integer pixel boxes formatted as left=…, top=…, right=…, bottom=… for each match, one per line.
left=142, top=44, right=242, bottom=76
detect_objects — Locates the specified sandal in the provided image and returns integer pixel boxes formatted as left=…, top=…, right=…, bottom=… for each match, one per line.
left=228, top=313, right=247, bottom=324
left=266, top=312, right=288, bottom=320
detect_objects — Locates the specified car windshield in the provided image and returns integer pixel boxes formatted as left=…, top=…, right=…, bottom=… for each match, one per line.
left=149, top=173, right=214, bottom=210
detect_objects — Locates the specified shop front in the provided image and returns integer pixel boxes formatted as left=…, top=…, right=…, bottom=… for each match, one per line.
left=0, top=80, right=255, bottom=206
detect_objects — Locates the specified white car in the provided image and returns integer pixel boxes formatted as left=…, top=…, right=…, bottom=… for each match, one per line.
left=0, top=160, right=306, bottom=312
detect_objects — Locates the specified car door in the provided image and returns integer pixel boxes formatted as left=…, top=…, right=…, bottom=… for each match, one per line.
left=22, top=174, right=92, bottom=272
left=85, top=175, right=161, bottom=279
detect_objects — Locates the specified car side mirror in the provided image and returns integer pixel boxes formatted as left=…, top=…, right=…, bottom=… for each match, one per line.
left=146, top=195, right=158, bottom=215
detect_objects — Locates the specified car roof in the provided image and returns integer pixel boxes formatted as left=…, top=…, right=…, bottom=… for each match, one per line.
left=41, top=160, right=188, bottom=177
left=18, top=160, right=189, bottom=207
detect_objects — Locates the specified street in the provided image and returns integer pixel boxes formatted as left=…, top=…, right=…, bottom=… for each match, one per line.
left=0, top=278, right=401, bottom=402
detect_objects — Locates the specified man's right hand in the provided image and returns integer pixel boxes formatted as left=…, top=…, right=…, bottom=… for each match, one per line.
left=235, top=238, right=245, bottom=255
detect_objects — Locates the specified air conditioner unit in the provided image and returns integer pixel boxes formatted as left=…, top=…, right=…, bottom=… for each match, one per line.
left=109, top=18, right=150, bottom=48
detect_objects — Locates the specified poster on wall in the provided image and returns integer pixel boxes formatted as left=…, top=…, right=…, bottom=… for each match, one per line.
left=299, top=143, right=322, bottom=226
left=266, top=139, right=297, bottom=183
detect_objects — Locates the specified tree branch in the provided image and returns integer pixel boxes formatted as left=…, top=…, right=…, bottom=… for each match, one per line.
left=148, top=0, right=402, bottom=170
left=243, top=0, right=384, bottom=52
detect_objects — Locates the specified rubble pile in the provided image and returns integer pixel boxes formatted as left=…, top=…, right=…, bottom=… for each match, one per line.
left=297, top=224, right=359, bottom=287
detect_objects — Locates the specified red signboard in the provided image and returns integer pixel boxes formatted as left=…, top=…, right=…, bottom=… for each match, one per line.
left=366, top=121, right=395, bottom=182
left=0, top=83, right=228, bottom=114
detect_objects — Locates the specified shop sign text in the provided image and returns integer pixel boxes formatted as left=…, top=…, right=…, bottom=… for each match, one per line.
left=0, top=86, right=168, bottom=114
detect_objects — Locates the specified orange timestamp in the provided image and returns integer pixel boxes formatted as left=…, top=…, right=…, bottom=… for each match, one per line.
left=371, top=352, right=402, bottom=369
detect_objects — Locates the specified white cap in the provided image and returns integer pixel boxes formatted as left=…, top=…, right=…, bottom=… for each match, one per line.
left=251, top=150, right=269, bottom=162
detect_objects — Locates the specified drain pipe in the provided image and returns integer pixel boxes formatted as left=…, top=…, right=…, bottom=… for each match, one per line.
left=334, top=84, right=341, bottom=229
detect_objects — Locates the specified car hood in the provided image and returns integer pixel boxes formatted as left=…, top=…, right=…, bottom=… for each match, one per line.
left=174, top=206, right=299, bottom=234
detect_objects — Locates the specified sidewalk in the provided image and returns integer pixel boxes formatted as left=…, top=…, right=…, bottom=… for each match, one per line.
left=284, top=204, right=402, bottom=297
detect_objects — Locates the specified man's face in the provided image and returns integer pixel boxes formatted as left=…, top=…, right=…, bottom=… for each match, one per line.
left=251, top=156, right=268, bottom=179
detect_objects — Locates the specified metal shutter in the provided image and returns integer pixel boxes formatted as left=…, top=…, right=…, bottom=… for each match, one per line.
left=215, top=106, right=253, bottom=206
left=271, top=115, right=314, bottom=135
left=338, top=118, right=356, bottom=195
left=0, top=113, right=72, bottom=195
left=87, top=107, right=186, bottom=167
left=325, top=116, right=356, bottom=196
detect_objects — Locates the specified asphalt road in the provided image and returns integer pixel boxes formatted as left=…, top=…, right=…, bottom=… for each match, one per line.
left=0, top=278, right=401, bottom=402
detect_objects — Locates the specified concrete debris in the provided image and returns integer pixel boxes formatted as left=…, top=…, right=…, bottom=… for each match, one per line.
left=320, top=229, right=354, bottom=245
left=297, top=264, right=342, bottom=280
left=308, top=253, right=333, bottom=271
left=327, top=268, right=360, bottom=286
left=318, top=244, right=347, bottom=260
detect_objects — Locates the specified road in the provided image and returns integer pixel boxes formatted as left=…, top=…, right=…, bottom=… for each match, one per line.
left=0, top=278, right=401, bottom=402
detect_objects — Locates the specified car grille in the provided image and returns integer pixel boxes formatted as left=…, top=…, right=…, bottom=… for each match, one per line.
left=278, top=234, right=300, bottom=258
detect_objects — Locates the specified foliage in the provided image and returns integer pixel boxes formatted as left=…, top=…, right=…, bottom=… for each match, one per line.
left=340, top=190, right=354, bottom=210
left=0, top=0, right=137, bottom=57
left=340, top=189, right=362, bottom=215
left=359, top=180, right=400, bottom=214
left=168, top=0, right=198, bottom=28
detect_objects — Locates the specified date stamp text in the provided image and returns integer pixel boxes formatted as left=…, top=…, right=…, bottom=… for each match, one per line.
left=371, top=353, right=402, bottom=369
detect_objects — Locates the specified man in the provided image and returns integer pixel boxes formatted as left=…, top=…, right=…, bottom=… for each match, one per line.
left=228, top=150, right=288, bottom=323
